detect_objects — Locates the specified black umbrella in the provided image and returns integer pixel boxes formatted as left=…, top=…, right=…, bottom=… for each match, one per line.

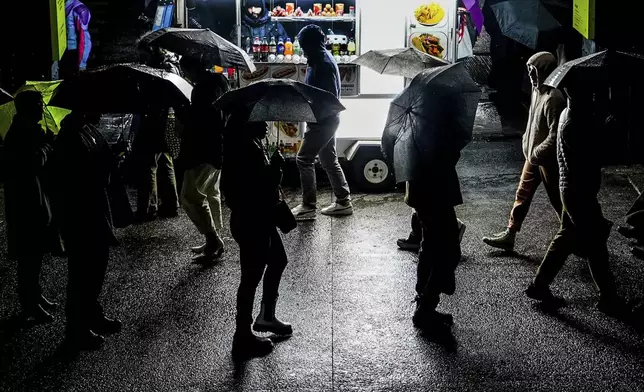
left=0, top=87, right=12, bottom=105
left=352, top=47, right=449, bottom=79
left=50, top=63, right=193, bottom=113
left=215, top=79, right=345, bottom=123
left=544, top=50, right=644, bottom=89
left=139, top=28, right=256, bottom=72
left=485, top=0, right=562, bottom=50
left=382, top=63, right=481, bottom=183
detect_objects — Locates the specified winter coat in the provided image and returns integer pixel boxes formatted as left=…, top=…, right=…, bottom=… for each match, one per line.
left=180, top=105, right=226, bottom=170
left=3, top=115, right=53, bottom=257
left=521, top=52, right=566, bottom=167
left=50, top=118, right=116, bottom=248
left=404, top=151, right=463, bottom=210
left=239, top=0, right=287, bottom=42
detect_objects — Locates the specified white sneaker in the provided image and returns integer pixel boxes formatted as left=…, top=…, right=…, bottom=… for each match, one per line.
left=291, top=204, right=317, bottom=220
left=457, top=219, right=466, bottom=243
left=321, top=202, right=353, bottom=216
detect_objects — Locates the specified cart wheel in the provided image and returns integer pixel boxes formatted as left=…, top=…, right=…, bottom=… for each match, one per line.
left=351, top=147, right=395, bottom=192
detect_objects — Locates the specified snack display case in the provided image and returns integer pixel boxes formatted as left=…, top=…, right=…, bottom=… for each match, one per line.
left=406, top=0, right=459, bottom=64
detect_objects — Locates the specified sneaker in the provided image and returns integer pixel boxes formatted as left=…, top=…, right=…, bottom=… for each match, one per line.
left=457, top=219, right=466, bottom=243
left=291, top=204, right=317, bottom=221
left=397, top=238, right=421, bottom=251
left=321, top=202, right=353, bottom=216
left=482, top=229, right=516, bottom=251
left=525, top=284, right=566, bottom=307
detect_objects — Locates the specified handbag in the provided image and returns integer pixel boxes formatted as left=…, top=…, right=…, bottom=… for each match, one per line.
left=274, top=188, right=297, bottom=234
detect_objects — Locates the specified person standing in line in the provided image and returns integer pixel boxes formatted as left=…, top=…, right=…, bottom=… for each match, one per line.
left=3, top=91, right=58, bottom=323
left=525, top=85, right=626, bottom=315
left=482, top=52, right=566, bottom=252
left=222, top=113, right=293, bottom=360
left=60, top=0, right=92, bottom=79
left=290, top=24, right=353, bottom=220
left=51, top=111, right=121, bottom=350
left=179, top=74, right=229, bottom=261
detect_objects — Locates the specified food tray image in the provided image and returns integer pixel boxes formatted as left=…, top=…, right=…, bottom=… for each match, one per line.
left=413, top=2, right=447, bottom=28
left=409, top=31, right=448, bottom=59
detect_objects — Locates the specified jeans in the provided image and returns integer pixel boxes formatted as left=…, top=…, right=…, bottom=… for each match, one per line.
left=231, top=213, right=288, bottom=328
left=181, top=164, right=222, bottom=236
left=66, top=242, right=110, bottom=333
left=533, top=194, right=616, bottom=297
left=137, top=152, right=179, bottom=216
left=508, top=160, right=562, bottom=231
left=296, top=116, right=350, bottom=206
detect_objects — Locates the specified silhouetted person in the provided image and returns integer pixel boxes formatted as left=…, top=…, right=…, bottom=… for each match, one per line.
left=222, top=114, right=292, bottom=360
left=397, top=210, right=466, bottom=252
left=3, top=91, right=58, bottom=322
left=180, top=74, right=229, bottom=261
left=525, top=85, right=627, bottom=316
left=483, top=52, right=565, bottom=251
left=290, top=24, right=352, bottom=220
left=51, top=111, right=121, bottom=350
left=409, top=149, right=463, bottom=331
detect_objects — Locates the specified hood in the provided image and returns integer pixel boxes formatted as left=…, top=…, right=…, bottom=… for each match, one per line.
left=298, top=25, right=326, bottom=57
left=527, top=52, right=558, bottom=88
left=243, top=0, right=270, bottom=27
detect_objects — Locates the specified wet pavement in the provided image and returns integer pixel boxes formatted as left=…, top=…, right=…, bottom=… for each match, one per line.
left=1, top=135, right=644, bottom=391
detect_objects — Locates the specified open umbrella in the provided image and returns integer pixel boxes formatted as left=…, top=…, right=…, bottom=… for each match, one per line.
left=485, top=0, right=562, bottom=50
left=215, top=79, right=345, bottom=123
left=0, top=81, right=71, bottom=139
left=544, top=50, right=644, bottom=89
left=0, top=88, right=12, bottom=105
left=352, top=48, right=449, bottom=79
left=382, top=63, right=481, bottom=183
left=139, top=28, right=256, bottom=72
left=50, top=63, right=193, bottom=113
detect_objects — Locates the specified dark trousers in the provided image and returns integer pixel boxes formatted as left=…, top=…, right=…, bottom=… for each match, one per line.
left=415, top=205, right=461, bottom=309
left=66, top=242, right=110, bottom=333
left=17, top=252, right=44, bottom=312
left=534, top=194, right=616, bottom=296
left=231, top=213, right=289, bottom=328
left=508, top=161, right=562, bottom=231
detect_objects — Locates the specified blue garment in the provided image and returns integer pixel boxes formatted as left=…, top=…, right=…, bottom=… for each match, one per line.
left=65, top=0, right=92, bottom=69
left=241, top=0, right=287, bottom=42
left=304, top=50, right=341, bottom=99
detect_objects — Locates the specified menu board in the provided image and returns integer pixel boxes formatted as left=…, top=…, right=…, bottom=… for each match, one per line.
left=407, top=0, right=457, bottom=63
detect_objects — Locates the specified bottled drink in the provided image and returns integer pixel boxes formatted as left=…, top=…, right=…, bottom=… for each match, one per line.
left=293, top=38, right=301, bottom=56
left=277, top=38, right=285, bottom=55
left=284, top=38, right=294, bottom=56
left=261, top=37, right=269, bottom=62
left=347, top=38, right=356, bottom=55
left=253, top=36, right=261, bottom=61
left=269, top=36, right=277, bottom=56
left=245, top=37, right=252, bottom=55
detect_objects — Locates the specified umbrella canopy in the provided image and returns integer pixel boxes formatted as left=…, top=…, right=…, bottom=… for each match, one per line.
left=352, top=48, right=449, bottom=79
left=49, top=63, right=193, bottom=113
left=215, top=79, right=345, bottom=123
left=139, top=28, right=256, bottom=72
left=485, top=0, right=562, bottom=50
left=544, top=50, right=644, bottom=89
left=0, top=81, right=71, bottom=139
left=461, top=0, right=484, bottom=34
left=382, top=63, right=481, bottom=183
left=0, top=88, right=12, bottom=105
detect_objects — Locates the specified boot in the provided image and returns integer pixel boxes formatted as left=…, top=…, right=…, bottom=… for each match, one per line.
left=66, top=329, right=105, bottom=351
left=482, top=228, right=516, bottom=251
left=194, top=234, right=224, bottom=261
left=412, top=295, right=453, bottom=330
left=91, top=315, right=122, bottom=335
left=525, top=283, right=566, bottom=308
left=39, top=295, right=59, bottom=311
left=253, top=301, right=293, bottom=335
left=596, top=294, right=630, bottom=319
left=232, top=328, right=274, bottom=360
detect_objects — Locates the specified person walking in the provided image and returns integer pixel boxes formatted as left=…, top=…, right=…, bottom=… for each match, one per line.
left=222, top=113, right=292, bottom=360
left=482, top=52, right=566, bottom=251
left=180, top=74, right=229, bottom=261
left=290, top=25, right=352, bottom=220
left=3, top=91, right=58, bottom=322
left=51, top=111, right=121, bottom=350
left=525, top=85, right=626, bottom=315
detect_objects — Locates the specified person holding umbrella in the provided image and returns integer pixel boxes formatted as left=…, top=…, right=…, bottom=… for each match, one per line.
left=221, top=112, right=292, bottom=360
left=291, top=25, right=352, bottom=220
left=3, top=91, right=58, bottom=323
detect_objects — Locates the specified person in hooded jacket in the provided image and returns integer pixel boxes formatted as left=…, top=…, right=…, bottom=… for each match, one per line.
left=482, top=52, right=566, bottom=252
left=3, top=91, right=58, bottom=323
left=525, top=84, right=627, bottom=316
left=237, top=0, right=287, bottom=44
left=290, top=25, right=353, bottom=220
left=221, top=112, right=292, bottom=360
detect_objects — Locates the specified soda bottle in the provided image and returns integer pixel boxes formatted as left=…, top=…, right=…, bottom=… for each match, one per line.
left=261, top=37, right=269, bottom=62
left=245, top=37, right=252, bottom=55
left=269, top=37, right=277, bottom=56
left=253, top=36, right=261, bottom=61
left=284, top=38, right=294, bottom=56
left=277, top=38, right=285, bottom=55
left=293, top=38, right=301, bottom=56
